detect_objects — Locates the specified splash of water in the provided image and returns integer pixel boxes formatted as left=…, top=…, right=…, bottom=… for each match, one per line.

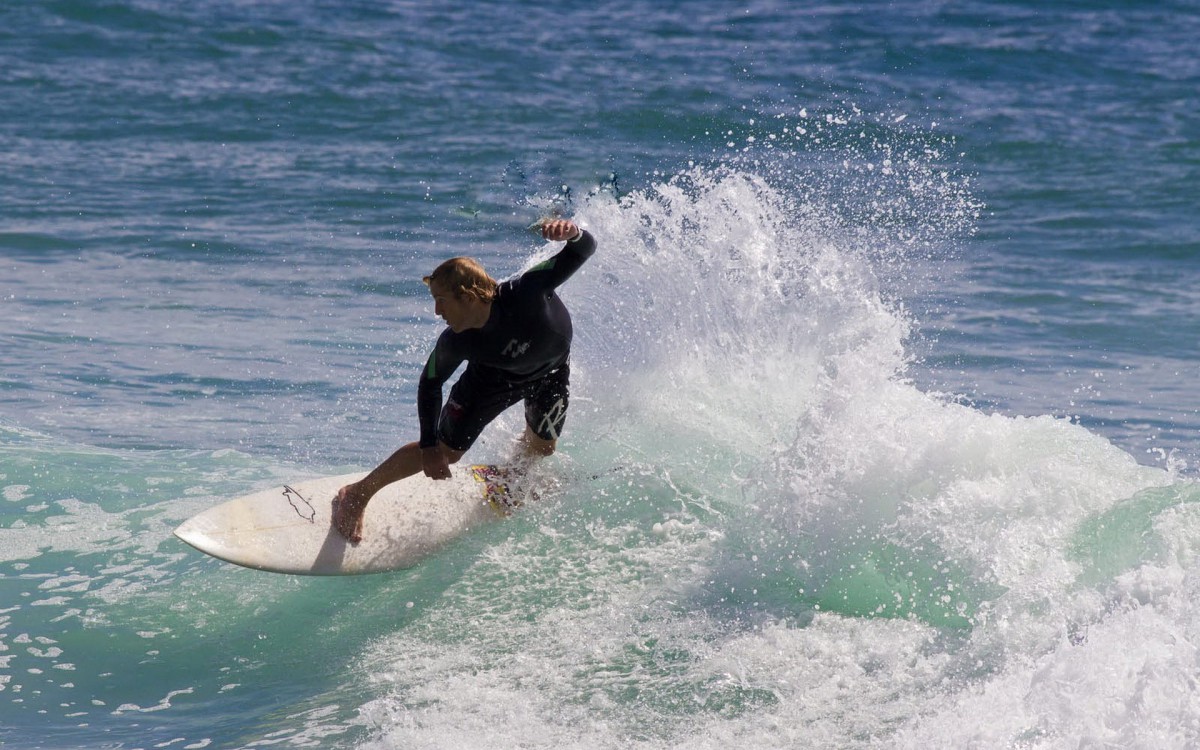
left=353, top=114, right=1200, bottom=748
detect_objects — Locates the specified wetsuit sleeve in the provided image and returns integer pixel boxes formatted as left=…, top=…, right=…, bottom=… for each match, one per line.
left=523, top=229, right=596, bottom=291
left=416, top=331, right=466, bottom=448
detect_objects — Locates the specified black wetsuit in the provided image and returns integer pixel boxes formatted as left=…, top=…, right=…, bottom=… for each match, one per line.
left=417, top=230, right=597, bottom=451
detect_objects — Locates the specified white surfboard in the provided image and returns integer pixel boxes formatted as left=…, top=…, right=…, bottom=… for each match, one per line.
left=174, top=465, right=520, bottom=575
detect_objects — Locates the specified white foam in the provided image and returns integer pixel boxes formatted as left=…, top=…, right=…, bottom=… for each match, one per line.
left=352, top=150, right=1199, bottom=748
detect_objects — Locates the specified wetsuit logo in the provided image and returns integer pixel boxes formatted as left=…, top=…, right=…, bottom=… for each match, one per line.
left=536, top=398, right=566, bottom=440
left=501, top=339, right=530, bottom=358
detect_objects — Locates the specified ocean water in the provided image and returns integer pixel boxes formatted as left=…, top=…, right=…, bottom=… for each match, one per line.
left=3, top=1, right=1200, bottom=748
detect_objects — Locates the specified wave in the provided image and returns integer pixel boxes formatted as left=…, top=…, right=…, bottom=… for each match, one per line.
left=356, top=130, right=1200, bottom=747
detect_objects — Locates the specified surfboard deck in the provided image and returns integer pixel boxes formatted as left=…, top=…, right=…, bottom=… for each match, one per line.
left=173, top=465, right=519, bottom=575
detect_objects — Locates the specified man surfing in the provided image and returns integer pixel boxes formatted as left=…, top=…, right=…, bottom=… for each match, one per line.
left=332, top=218, right=596, bottom=543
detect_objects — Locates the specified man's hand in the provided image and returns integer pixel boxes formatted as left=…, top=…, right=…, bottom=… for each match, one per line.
left=422, top=445, right=452, bottom=480
left=332, top=484, right=367, bottom=544
left=541, top=219, right=582, bottom=242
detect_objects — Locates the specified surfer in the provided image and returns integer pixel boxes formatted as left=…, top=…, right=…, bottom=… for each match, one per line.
left=332, top=218, right=596, bottom=543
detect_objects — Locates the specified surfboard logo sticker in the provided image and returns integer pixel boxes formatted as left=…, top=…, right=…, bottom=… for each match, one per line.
left=469, top=465, right=522, bottom=515
left=282, top=485, right=317, bottom=523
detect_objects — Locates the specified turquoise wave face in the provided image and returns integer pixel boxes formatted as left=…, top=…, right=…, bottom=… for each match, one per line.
left=1069, top=484, right=1200, bottom=588
left=4, top=410, right=1195, bottom=747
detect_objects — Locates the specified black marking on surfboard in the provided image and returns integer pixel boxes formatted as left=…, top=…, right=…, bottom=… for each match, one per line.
left=282, top=485, right=316, bottom=523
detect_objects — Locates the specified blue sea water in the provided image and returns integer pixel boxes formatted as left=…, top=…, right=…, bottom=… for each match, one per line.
left=3, top=1, right=1200, bottom=747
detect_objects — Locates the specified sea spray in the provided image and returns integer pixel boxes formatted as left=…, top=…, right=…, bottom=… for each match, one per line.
left=358, top=123, right=1198, bottom=747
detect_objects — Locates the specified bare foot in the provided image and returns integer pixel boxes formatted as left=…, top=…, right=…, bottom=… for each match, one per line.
left=331, top=484, right=367, bottom=544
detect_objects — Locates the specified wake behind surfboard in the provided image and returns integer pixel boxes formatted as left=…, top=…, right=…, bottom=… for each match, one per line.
left=174, top=465, right=520, bottom=575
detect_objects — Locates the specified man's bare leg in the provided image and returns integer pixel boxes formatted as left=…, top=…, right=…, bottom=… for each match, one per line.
left=495, top=426, right=558, bottom=504
left=333, top=441, right=463, bottom=543
left=509, top=425, right=556, bottom=475
left=521, top=425, right=556, bottom=458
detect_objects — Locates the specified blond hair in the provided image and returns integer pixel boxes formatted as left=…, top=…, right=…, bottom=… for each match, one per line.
left=422, top=257, right=498, bottom=303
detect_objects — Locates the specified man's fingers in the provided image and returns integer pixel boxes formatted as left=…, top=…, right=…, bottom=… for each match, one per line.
left=332, top=493, right=363, bottom=544
left=541, top=220, right=577, bottom=241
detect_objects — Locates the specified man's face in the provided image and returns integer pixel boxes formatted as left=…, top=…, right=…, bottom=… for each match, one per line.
left=430, top=282, right=473, bottom=333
